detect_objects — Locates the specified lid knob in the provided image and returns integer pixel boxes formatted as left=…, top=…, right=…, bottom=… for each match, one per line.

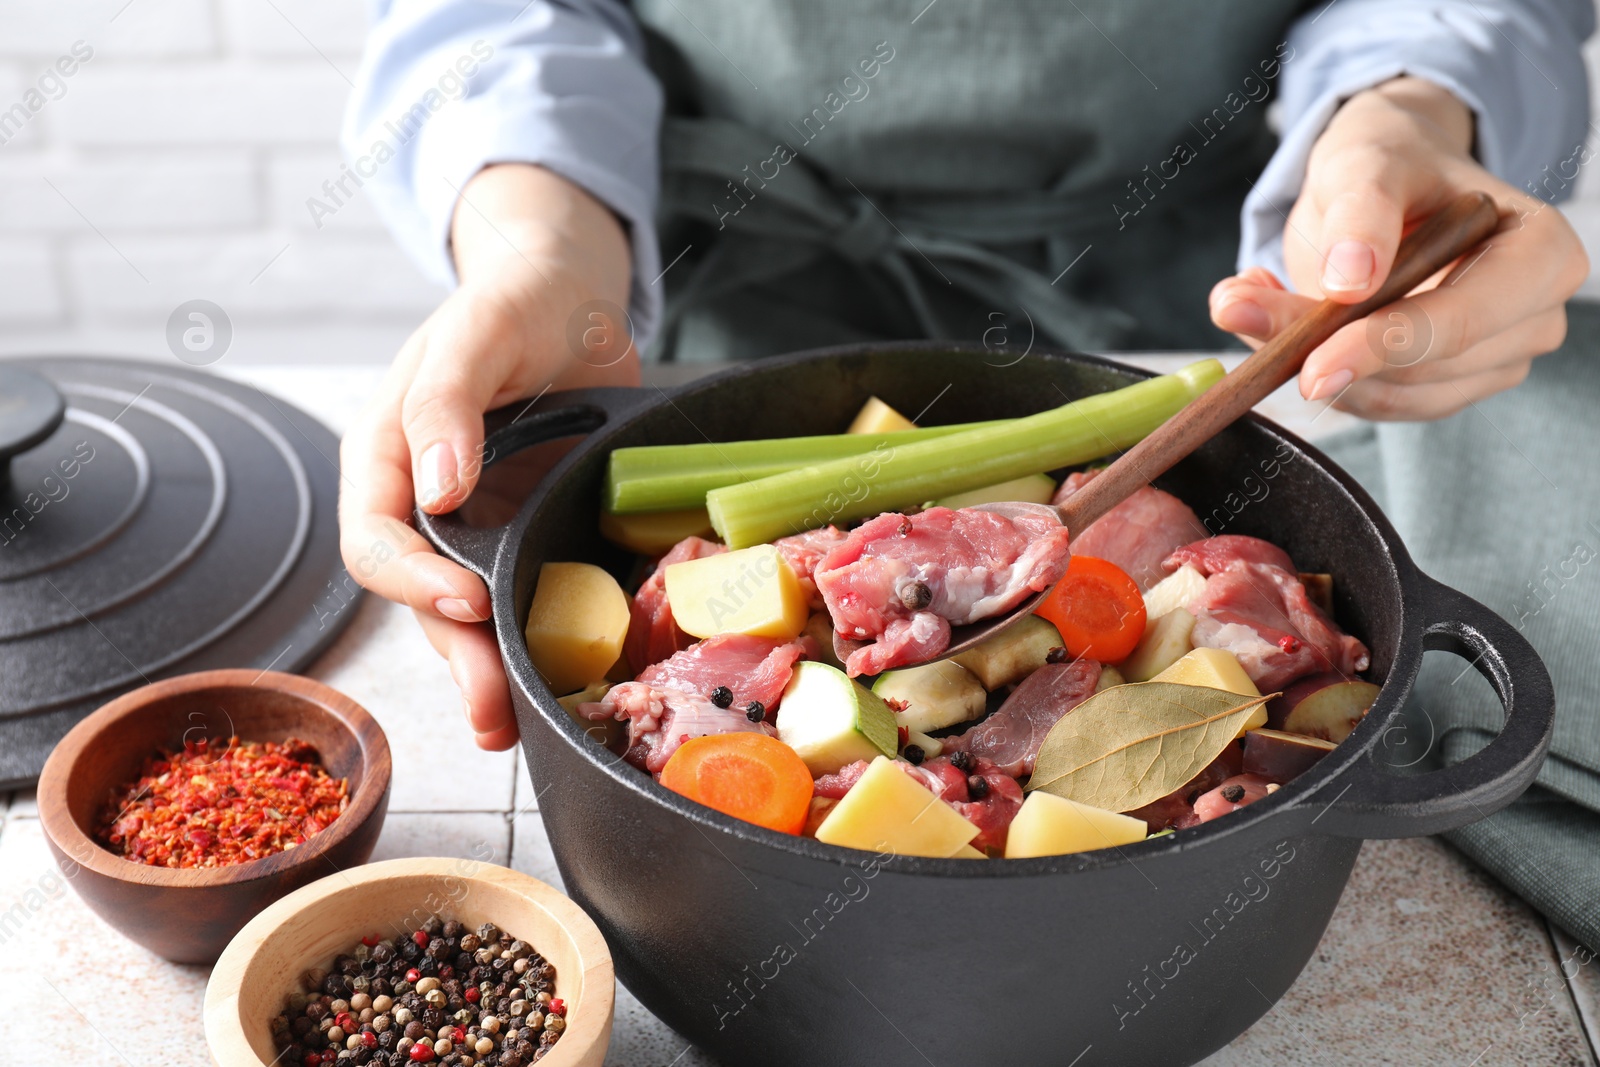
left=0, top=367, right=66, bottom=491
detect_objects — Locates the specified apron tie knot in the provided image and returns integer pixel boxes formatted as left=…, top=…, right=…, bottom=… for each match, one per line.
left=830, top=199, right=897, bottom=264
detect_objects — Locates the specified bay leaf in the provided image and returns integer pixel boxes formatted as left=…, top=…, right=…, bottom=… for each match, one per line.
left=1026, top=681, right=1272, bottom=813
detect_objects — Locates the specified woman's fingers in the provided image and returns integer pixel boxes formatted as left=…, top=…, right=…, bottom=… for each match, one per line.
left=1367, top=305, right=1567, bottom=387
left=401, top=291, right=526, bottom=515
left=1210, top=269, right=1318, bottom=342
left=1332, top=359, right=1533, bottom=422
left=338, top=386, right=492, bottom=622
left=1312, top=184, right=1410, bottom=300
left=1298, top=199, right=1583, bottom=399
left=413, top=610, right=520, bottom=750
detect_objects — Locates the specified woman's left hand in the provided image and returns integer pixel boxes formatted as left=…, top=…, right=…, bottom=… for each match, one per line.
left=1210, top=76, right=1589, bottom=421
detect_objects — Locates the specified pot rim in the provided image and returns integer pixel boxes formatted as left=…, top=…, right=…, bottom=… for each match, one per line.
left=482, top=343, right=1430, bottom=874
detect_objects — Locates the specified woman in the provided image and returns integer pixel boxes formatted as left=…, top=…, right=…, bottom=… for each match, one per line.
left=338, top=0, right=1600, bottom=942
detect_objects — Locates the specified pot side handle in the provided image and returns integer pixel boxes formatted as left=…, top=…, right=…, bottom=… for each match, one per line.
left=1310, top=575, right=1555, bottom=839
left=414, top=386, right=647, bottom=579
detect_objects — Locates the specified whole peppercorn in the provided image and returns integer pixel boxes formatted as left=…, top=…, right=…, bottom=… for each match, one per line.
left=372, top=996, right=393, bottom=1014
left=744, top=701, right=766, bottom=722
left=1221, top=783, right=1246, bottom=803
left=323, top=973, right=352, bottom=998
left=415, top=977, right=441, bottom=996
left=307, top=1002, right=330, bottom=1022
left=476, top=923, right=499, bottom=943
left=433, top=1038, right=453, bottom=1056
left=372, top=943, right=394, bottom=963
left=327, top=1027, right=346, bottom=1045
left=899, top=580, right=933, bottom=611
left=534, top=992, right=552, bottom=1006
left=442, top=921, right=463, bottom=939
left=372, top=1016, right=392, bottom=1034
left=427, top=938, right=450, bottom=960
left=408, top=1042, right=435, bottom=1063
left=709, top=685, right=733, bottom=708
left=475, top=1037, right=494, bottom=1056
left=393, top=1008, right=414, bottom=1027
left=967, top=774, right=991, bottom=799
left=526, top=1011, right=544, bottom=1031
left=948, top=750, right=976, bottom=773
left=1045, top=645, right=1069, bottom=664
left=479, top=1016, right=501, bottom=1035
left=423, top=917, right=443, bottom=937
left=459, top=934, right=479, bottom=954
left=404, top=1022, right=425, bottom=1042
left=425, top=989, right=447, bottom=1008
left=903, top=744, right=925, bottom=765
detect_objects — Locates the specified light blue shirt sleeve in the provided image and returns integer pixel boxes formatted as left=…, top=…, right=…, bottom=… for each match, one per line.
left=343, top=0, right=664, bottom=349
left=1240, top=0, right=1595, bottom=282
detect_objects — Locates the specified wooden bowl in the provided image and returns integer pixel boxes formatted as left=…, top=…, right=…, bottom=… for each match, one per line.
left=37, top=669, right=391, bottom=964
left=205, top=857, right=614, bottom=1067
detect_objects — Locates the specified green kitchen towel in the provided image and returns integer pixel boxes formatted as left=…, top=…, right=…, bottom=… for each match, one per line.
left=1320, top=299, right=1600, bottom=951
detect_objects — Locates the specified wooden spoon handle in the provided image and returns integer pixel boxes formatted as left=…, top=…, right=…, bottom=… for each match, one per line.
left=1057, top=190, right=1502, bottom=535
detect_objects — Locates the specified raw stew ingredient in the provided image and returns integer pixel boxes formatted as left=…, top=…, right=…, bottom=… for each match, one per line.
left=536, top=376, right=1375, bottom=860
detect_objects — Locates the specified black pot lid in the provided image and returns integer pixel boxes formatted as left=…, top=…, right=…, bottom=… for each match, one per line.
left=0, top=357, right=360, bottom=789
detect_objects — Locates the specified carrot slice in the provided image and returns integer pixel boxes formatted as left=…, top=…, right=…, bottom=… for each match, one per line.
left=1034, top=555, right=1147, bottom=663
left=659, top=733, right=814, bottom=835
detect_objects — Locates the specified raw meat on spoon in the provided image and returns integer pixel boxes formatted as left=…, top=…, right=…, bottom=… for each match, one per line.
left=815, top=505, right=1073, bottom=677
left=942, top=657, right=1102, bottom=777
left=1165, top=536, right=1369, bottom=691
left=1053, top=469, right=1207, bottom=591
left=583, top=634, right=805, bottom=773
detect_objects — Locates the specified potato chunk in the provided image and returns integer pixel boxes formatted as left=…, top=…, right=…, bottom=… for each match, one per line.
left=1153, top=647, right=1267, bottom=736
left=1005, top=791, right=1148, bottom=858
left=664, top=544, right=808, bottom=640
left=524, top=563, right=630, bottom=696
left=814, top=757, right=979, bottom=857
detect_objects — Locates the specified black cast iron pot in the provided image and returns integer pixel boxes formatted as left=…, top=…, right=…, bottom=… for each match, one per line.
left=419, top=344, right=1553, bottom=1067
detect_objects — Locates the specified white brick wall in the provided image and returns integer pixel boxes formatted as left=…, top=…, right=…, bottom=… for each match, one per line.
left=0, top=0, right=439, bottom=365
left=0, top=5, right=1597, bottom=365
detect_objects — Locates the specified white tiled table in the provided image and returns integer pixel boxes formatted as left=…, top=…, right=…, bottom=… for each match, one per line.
left=4, top=357, right=1596, bottom=1066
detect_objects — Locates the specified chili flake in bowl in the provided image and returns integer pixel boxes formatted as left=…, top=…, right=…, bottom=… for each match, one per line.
left=38, top=670, right=391, bottom=964
left=97, top=736, right=350, bottom=868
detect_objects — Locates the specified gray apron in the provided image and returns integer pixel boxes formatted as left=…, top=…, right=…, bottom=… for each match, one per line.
left=632, top=0, right=1313, bottom=360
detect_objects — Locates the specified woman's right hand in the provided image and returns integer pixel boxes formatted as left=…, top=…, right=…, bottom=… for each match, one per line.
left=339, top=163, right=638, bottom=751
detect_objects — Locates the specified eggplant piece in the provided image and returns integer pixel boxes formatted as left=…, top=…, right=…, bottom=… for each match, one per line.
left=1242, top=728, right=1337, bottom=783
left=1266, top=671, right=1343, bottom=730
left=1282, top=680, right=1381, bottom=743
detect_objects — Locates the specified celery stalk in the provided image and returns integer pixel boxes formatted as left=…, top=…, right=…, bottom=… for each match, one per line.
left=606, top=419, right=1006, bottom=513
left=706, top=360, right=1225, bottom=548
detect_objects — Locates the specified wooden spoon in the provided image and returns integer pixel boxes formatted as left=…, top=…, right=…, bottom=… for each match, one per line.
left=840, top=191, right=1503, bottom=671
